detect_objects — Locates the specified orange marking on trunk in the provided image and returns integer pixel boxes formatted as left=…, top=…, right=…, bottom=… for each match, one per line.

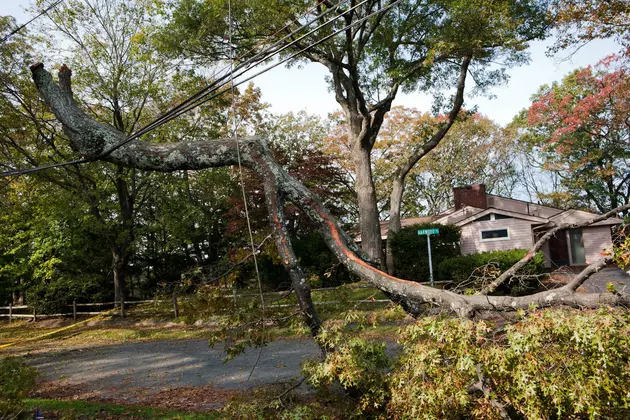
left=324, top=217, right=419, bottom=286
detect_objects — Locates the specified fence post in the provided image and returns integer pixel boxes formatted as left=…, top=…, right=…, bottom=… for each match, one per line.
left=8, top=303, right=12, bottom=323
left=173, top=292, right=179, bottom=319
left=73, top=299, right=77, bottom=322
left=120, top=296, right=125, bottom=319
left=33, top=308, right=37, bottom=322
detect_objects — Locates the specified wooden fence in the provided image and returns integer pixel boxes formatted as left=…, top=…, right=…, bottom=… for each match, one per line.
left=0, top=282, right=447, bottom=322
left=0, top=299, right=159, bottom=322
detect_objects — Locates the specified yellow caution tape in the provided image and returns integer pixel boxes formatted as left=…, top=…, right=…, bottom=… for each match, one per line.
left=0, top=307, right=118, bottom=350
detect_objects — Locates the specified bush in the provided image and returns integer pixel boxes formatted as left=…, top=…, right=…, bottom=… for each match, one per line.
left=437, top=249, right=545, bottom=294
left=389, top=308, right=630, bottom=419
left=292, top=232, right=357, bottom=287
left=390, top=223, right=461, bottom=282
left=0, top=357, right=38, bottom=420
left=305, top=308, right=630, bottom=419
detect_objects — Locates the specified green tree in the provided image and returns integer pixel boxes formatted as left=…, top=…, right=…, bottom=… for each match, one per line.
left=160, top=0, right=552, bottom=265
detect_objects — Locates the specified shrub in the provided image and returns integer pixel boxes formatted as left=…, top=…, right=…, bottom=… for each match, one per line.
left=388, top=308, right=630, bottom=419
left=304, top=308, right=630, bottom=419
left=0, top=357, right=38, bottom=420
left=437, top=249, right=545, bottom=294
left=390, top=223, right=461, bottom=282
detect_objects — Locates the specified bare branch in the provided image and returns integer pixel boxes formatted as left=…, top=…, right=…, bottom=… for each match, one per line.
left=479, top=203, right=629, bottom=295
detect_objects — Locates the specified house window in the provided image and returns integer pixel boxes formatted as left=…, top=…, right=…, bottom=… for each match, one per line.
left=494, top=214, right=513, bottom=220
left=480, top=228, right=510, bottom=241
left=475, top=213, right=513, bottom=222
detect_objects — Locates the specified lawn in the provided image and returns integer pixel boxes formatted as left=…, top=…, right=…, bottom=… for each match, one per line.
left=25, top=399, right=222, bottom=419
left=0, top=283, right=399, bottom=354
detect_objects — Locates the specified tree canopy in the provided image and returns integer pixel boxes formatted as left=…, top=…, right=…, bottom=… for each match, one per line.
left=522, top=54, right=630, bottom=213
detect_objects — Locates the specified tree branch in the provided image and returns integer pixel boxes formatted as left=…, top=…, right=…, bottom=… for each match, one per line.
left=31, top=64, right=630, bottom=319
left=479, top=203, right=629, bottom=295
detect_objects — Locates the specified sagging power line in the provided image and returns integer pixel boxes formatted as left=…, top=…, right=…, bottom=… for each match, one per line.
left=1, top=0, right=399, bottom=178
left=0, top=0, right=66, bottom=44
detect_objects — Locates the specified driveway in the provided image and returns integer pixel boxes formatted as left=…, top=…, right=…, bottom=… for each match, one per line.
left=28, top=339, right=321, bottom=406
left=580, top=266, right=630, bottom=293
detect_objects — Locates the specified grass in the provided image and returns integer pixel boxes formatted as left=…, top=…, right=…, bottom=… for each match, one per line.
left=0, top=283, right=403, bottom=354
left=2, top=286, right=408, bottom=419
left=25, top=399, right=222, bottom=419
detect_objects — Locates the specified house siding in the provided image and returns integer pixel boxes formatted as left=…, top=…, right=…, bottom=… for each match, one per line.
left=583, top=226, right=613, bottom=264
left=460, top=219, right=536, bottom=255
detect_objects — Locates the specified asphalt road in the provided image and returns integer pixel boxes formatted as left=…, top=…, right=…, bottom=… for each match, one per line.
left=28, top=339, right=321, bottom=400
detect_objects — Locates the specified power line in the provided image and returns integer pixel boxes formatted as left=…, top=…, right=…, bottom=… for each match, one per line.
left=98, top=0, right=373, bottom=157
left=2, top=0, right=399, bottom=178
left=0, top=0, right=66, bottom=44
left=1, top=0, right=351, bottom=178
left=103, top=0, right=359, bottom=153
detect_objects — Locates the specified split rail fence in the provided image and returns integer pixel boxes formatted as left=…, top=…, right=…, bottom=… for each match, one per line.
left=0, top=283, right=415, bottom=322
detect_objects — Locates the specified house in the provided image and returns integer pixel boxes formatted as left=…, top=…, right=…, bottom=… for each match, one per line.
left=377, top=184, right=624, bottom=268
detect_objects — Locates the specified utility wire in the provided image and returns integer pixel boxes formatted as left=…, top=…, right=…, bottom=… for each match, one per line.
left=1, top=0, right=351, bottom=178
left=98, top=0, right=372, bottom=157
left=101, top=0, right=360, bottom=154
left=0, top=0, right=66, bottom=44
left=226, top=0, right=266, bottom=382
left=146, top=0, right=396, bottom=130
left=1, top=0, right=399, bottom=178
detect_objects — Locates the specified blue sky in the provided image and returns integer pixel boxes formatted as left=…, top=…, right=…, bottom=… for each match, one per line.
left=3, top=1, right=623, bottom=126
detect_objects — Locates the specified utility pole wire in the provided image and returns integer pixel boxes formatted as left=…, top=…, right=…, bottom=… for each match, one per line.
left=1, top=0, right=399, bottom=178
left=0, top=0, right=66, bottom=44
left=1, top=0, right=352, bottom=177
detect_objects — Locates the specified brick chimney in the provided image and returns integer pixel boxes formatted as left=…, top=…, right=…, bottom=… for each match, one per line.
left=453, top=184, right=487, bottom=210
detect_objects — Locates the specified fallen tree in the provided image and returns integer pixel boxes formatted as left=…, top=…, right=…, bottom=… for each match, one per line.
left=30, top=64, right=630, bottom=334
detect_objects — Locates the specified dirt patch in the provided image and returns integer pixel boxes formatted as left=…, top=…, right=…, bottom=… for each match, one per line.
left=139, top=385, right=237, bottom=411
left=33, top=380, right=238, bottom=412
left=37, top=319, right=74, bottom=328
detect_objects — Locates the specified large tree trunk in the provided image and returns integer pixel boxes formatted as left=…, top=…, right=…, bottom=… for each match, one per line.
left=352, top=143, right=383, bottom=264
left=385, top=175, right=405, bottom=274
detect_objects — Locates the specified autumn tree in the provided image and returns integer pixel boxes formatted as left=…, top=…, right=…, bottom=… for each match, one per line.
left=551, top=0, right=630, bottom=53
left=522, top=54, right=630, bottom=214
left=160, top=0, right=552, bottom=265
left=403, top=114, right=518, bottom=215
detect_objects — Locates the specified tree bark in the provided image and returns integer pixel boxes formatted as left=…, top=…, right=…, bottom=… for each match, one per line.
left=385, top=56, right=471, bottom=275
left=353, top=143, right=383, bottom=265
left=31, top=64, right=630, bottom=320
left=385, top=175, right=405, bottom=274
left=259, top=159, right=323, bottom=337
left=111, top=246, right=127, bottom=316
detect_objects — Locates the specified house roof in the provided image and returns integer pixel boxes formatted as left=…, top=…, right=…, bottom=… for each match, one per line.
left=452, top=207, right=550, bottom=226
left=434, top=206, right=485, bottom=225
left=548, top=209, right=624, bottom=227
left=353, top=190, right=623, bottom=242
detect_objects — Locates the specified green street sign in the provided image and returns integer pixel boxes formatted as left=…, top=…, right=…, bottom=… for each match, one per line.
left=417, top=228, right=439, bottom=236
